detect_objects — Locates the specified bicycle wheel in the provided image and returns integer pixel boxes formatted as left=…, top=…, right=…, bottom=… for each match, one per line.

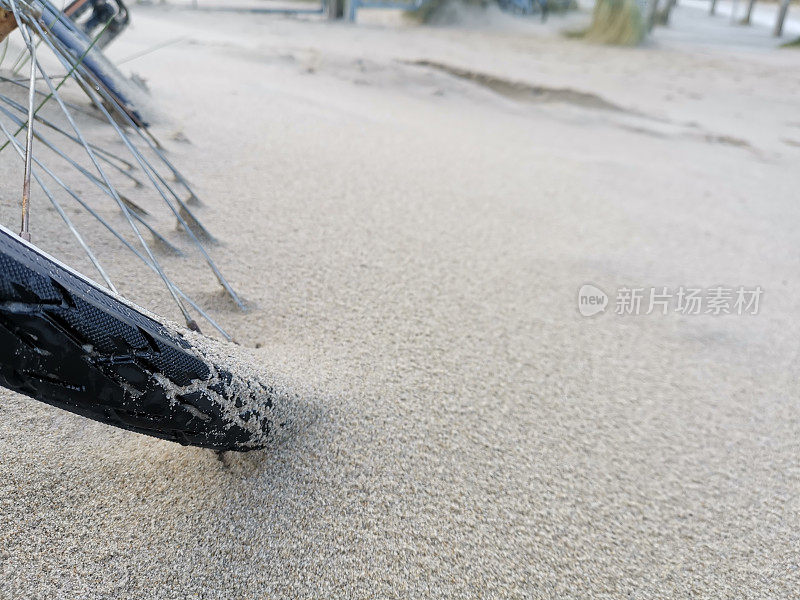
left=0, top=0, right=281, bottom=451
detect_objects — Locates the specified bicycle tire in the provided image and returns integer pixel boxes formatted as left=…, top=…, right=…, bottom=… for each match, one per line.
left=0, top=224, right=275, bottom=451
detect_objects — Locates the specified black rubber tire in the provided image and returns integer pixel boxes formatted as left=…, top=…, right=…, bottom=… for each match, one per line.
left=0, top=225, right=272, bottom=451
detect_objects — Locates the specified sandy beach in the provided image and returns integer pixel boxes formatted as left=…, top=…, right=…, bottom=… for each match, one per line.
left=1, top=2, right=799, bottom=597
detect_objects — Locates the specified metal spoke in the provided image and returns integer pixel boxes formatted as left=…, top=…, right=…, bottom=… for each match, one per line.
left=10, top=13, right=200, bottom=331
left=0, top=74, right=106, bottom=122
left=0, top=9, right=118, bottom=155
left=0, top=92, right=143, bottom=185
left=0, top=114, right=231, bottom=339
left=0, top=101, right=182, bottom=255
left=0, top=109, right=116, bottom=291
left=36, top=21, right=246, bottom=310
left=0, top=91, right=138, bottom=171
left=10, top=0, right=34, bottom=241
left=43, top=28, right=213, bottom=229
